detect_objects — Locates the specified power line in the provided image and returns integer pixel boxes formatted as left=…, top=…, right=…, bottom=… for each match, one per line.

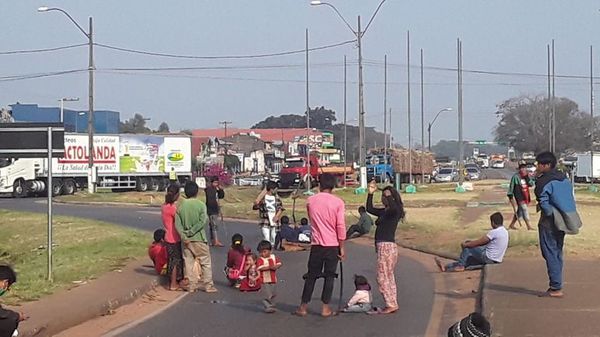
left=0, top=69, right=86, bottom=82
left=101, top=61, right=346, bottom=72
left=94, top=39, right=357, bottom=60
left=0, top=43, right=87, bottom=56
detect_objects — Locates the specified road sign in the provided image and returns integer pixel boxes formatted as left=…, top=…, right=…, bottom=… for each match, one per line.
left=0, top=123, right=65, bottom=281
left=0, top=123, right=64, bottom=157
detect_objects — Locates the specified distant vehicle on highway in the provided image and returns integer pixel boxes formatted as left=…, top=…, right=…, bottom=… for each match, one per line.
left=434, top=168, right=458, bottom=182
left=476, top=154, right=490, bottom=169
left=466, top=167, right=481, bottom=180
left=465, top=163, right=480, bottom=171
left=491, top=160, right=506, bottom=169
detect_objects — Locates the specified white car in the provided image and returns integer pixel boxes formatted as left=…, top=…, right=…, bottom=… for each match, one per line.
left=491, top=160, right=505, bottom=169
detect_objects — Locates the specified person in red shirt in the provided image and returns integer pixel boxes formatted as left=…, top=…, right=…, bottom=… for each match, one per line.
left=162, top=184, right=184, bottom=291
left=256, top=240, right=282, bottom=313
left=225, top=233, right=250, bottom=287
left=239, top=253, right=262, bottom=292
left=148, top=229, right=168, bottom=275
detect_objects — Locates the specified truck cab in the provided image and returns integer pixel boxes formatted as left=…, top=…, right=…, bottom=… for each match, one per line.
left=278, top=155, right=319, bottom=189
left=366, top=154, right=394, bottom=183
left=0, top=158, right=44, bottom=197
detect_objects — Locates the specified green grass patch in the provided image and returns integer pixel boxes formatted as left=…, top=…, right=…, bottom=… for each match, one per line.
left=0, top=210, right=148, bottom=305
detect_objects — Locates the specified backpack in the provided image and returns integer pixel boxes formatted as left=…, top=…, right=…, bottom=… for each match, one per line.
left=227, top=253, right=246, bottom=280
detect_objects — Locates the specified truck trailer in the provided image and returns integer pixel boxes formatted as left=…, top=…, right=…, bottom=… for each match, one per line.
left=574, top=153, right=600, bottom=183
left=0, top=133, right=192, bottom=197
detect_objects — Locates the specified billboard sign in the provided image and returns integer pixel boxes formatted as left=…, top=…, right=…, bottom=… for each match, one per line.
left=119, top=135, right=165, bottom=173
left=164, top=137, right=191, bottom=172
left=55, top=135, right=119, bottom=174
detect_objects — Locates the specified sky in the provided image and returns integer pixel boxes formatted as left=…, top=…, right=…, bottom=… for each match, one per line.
left=1, top=0, right=600, bottom=146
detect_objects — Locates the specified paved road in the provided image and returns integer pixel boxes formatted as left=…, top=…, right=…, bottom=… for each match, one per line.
left=482, top=168, right=514, bottom=180
left=0, top=198, right=461, bottom=337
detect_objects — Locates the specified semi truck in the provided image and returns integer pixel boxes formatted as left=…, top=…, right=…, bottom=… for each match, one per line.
left=0, top=133, right=192, bottom=197
left=277, top=154, right=353, bottom=190
left=367, top=149, right=435, bottom=184
left=574, top=153, right=600, bottom=183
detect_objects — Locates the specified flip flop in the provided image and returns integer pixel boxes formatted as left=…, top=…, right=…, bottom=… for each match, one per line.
left=292, top=310, right=308, bottom=317
left=168, top=287, right=185, bottom=292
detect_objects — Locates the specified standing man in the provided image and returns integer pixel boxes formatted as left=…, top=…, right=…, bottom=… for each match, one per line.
left=507, top=163, right=534, bottom=230
left=534, top=152, right=582, bottom=298
left=169, top=167, right=178, bottom=186
left=175, top=181, right=217, bottom=293
left=205, top=177, right=225, bottom=247
left=294, top=173, right=346, bottom=318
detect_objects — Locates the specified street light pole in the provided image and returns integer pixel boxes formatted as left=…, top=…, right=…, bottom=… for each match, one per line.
left=428, top=107, right=454, bottom=152
left=343, top=55, right=348, bottom=187
left=310, top=0, right=387, bottom=190
left=39, top=7, right=95, bottom=193
left=58, top=97, right=79, bottom=124
left=305, top=28, right=312, bottom=194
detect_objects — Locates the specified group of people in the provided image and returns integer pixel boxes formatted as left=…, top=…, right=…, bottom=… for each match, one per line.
left=435, top=151, right=581, bottom=300
left=150, top=178, right=225, bottom=293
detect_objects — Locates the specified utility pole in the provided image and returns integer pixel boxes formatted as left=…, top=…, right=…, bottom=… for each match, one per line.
left=420, top=48, right=425, bottom=183
left=591, top=45, right=595, bottom=188
left=383, top=54, right=388, bottom=182
left=343, top=55, right=348, bottom=187
left=407, top=31, right=413, bottom=185
left=88, top=17, right=95, bottom=193
left=219, top=121, right=232, bottom=138
left=547, top=44, right=552, bottom=151
left=357, top=15, right=367, bottom=189
left=458, top=38, right=464, bottom=186
left=552, top=39, right=556, bottom=153
left=305, top=28, right=312, bottom=194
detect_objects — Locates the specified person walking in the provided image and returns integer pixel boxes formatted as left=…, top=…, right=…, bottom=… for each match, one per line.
left=534, top=152, right=582, bottom=298
left=294, top=173, right=346, bottom=318
left=366, top=180, right=404, bottom=314
left=175, top=181, right=217, bottom=293
left=162, top=184, right=184, bottom=291
left=205, top=177, right=225, bottom=247
left=507, top=163, right=534, bottom=230
left=346, top=206, right=373, bottom=239
left=253, top=181, right=283, bottom=245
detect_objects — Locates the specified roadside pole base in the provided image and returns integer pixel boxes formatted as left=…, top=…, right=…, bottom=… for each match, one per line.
left=455, top=185, right=466, bottom=193
left=303, top=190, right=315, bottom=196
left=589, top=185, right=599, bottom=193
left=405, top=184, right=417, bottom=194
left=354, top=187, right=366, bottom=195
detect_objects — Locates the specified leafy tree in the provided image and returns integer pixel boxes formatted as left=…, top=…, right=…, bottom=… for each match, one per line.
left=120, top=113, right=151, bottom=134
left=251, top=106, right=336, bottom=130
left=494, top=95, right=594, bottom=154
left=0, top=108, right=14, bottom=123
left=157, top=122, right=170, bottom=133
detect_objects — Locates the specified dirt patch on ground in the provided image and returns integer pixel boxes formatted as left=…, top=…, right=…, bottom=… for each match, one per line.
left=459, top=187, right=507, bottom=224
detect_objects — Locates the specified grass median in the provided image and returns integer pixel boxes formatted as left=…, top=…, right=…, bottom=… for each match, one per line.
left=0, top=210, right=148, bottom=305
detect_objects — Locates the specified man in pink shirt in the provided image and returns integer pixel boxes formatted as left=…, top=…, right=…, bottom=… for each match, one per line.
left=294, top=173, right=346, bottom=317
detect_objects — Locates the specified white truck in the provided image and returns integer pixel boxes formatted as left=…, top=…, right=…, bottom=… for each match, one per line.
left=0, top=133, right=192, bottom=197
left=574, top=153, right=600, bottom=183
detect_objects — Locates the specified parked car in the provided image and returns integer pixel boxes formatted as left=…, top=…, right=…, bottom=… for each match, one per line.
left=434, top=168, right=458, bottom=182
left=234, top=175, right=263, bottom=186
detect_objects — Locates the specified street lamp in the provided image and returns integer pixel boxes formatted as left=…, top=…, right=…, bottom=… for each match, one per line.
left=427, top=107, right=453, bottom=152
left=39, top=6, right=96, bottom=193
left=58, top=97, right=79, bottom=124
left=311, top=0, right=387, bottom=190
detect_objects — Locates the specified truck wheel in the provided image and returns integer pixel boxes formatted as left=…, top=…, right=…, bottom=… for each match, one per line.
left=136, top=178, right=149, bottom=192
left=12, top=180, right=28, bottom=198
left=63, top=179, right=77, bottom=195
left=51, top=179, right=63, bottom=196
left=150, top=178, right=160, bottom=192
left=157, top=179, right=167, bottom=192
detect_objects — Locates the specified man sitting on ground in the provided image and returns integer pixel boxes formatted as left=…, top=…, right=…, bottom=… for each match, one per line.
left=346, top=206, right=373, bottom=239
left=435, top=212, right=509, bottom=272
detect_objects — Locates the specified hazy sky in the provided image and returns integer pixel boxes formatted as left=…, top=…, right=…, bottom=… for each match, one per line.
left=1, top=0, right=600, bottom=146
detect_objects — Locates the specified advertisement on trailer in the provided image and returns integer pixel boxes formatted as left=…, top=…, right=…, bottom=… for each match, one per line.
left=119, top=135, right=165, bottom=173
left=55, top=135, right=119, bottom=174
left=164, top=137, right=191, bottom=172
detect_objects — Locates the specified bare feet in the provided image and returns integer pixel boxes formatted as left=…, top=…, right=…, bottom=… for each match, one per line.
left=293, top=304, right=308, bottom=317
left=434, top=257, right=446, bottom=272
left=380, top=306, right=399, bottom=314
left=321, top=304, right=333, bottom=317
left=214, top=240, right=224, bottom=247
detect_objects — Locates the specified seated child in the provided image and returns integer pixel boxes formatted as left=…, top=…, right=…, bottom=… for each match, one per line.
left=148, top=229, right=168, bottom=275
left=342, top=275, right=373, bottom=313
left=239, top=253, right=261, bottom=292
left=225, top=233, right=250, bottom=287
left=297, top=217, right=312, bottom=243
left=436, top=212, right=509, bottom=272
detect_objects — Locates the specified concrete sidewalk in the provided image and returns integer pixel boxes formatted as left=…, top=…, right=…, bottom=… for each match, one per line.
left=483, top=259, right=600, bottom=337
left=7, top=258, right=159, bottom=337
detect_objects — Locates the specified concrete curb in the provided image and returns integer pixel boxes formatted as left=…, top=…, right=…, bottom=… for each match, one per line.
left=18, top=271, right=160, bottom=337
left=54, top=200, right=161, bottom=208
left=398, top=243, right=459, bottom=261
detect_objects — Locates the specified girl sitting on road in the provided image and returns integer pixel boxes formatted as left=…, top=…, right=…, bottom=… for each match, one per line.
left=239, top=253, right=261, bottom=292
left=225, top=233, right=250, bottom=288
left=343, top=275, right=373, bottom=313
